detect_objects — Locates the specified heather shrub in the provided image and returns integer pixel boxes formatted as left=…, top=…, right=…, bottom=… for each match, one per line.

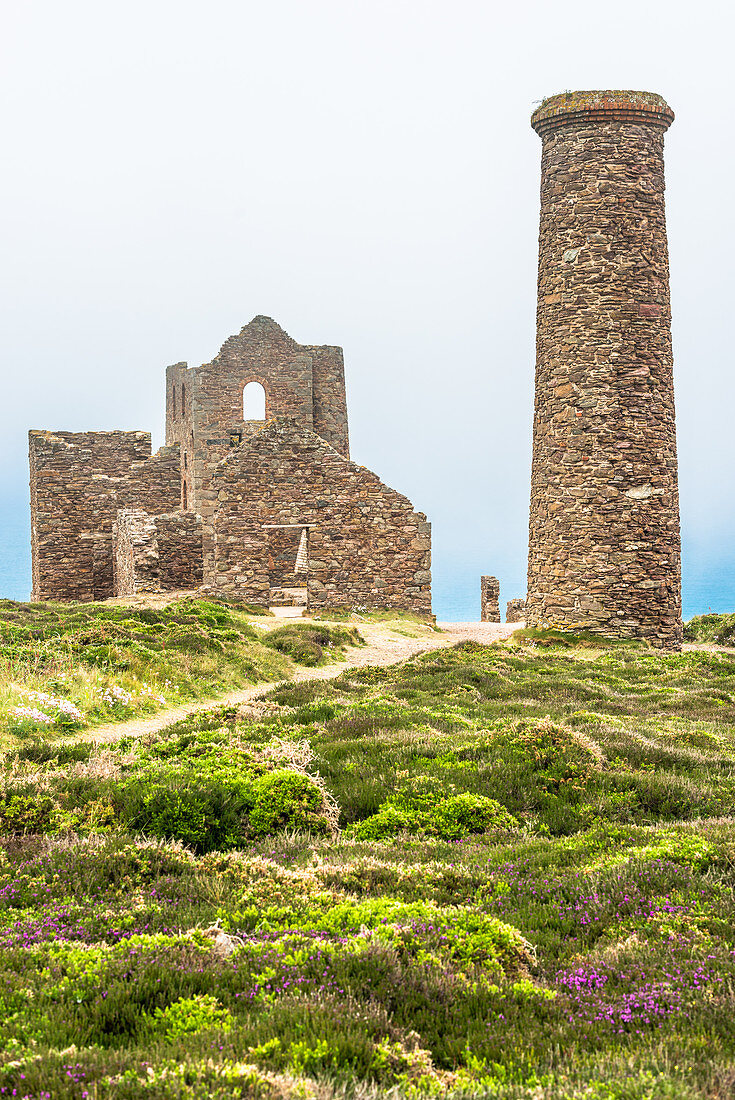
left=2, top=614, right=735, bottom=1098
left=263, top=623, right=363, bottom=666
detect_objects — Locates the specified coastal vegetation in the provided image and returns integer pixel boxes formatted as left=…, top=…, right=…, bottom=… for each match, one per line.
left=684, top=612, right=735, bottom=647
left=1, top=604, right=735, bottom=1097
left=0, top=600, right=362, bottom=749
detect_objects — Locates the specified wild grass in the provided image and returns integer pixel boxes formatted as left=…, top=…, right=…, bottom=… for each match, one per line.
left=262, top=623, right=365, bottom=667
left=0, top=598, right=291, bottom=748
left=310, top=607, right=438, bottom=628
left=1, top=622, right=735, bottom=1097
left=684, top=611, right=735, bottom=646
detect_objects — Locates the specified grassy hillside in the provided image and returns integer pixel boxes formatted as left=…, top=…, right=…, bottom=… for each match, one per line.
left=0, top=599, right=362, bottom=749
left=1, top=615, right=735, bottom=1098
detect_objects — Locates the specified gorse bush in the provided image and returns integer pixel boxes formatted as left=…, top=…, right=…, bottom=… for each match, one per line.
left=143, top=994, right=233, bottom=1040
left=249, top=770, right=334, bottom=837
left=351, top=775, right=519, bottom=841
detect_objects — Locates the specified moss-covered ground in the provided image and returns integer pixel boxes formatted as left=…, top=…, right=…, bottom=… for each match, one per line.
left=1, top=613, right=735, bottom=1098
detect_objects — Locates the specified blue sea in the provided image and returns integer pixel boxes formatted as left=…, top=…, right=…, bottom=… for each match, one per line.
left=1, top=507, right=733, bottom=623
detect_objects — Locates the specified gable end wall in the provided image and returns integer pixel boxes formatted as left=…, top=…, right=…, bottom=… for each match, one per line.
left=210, top=421, right=430, bottom=613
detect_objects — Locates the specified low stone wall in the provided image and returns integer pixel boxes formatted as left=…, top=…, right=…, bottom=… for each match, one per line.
left=506, top=599, right=526, bottom=624
left=113, top=511, right=159, bottom=596
left=113, top=510, right=203, bottom=596
left=156, top=513, right=203, bottom=590
left=480, top=576, right=500, bottom=622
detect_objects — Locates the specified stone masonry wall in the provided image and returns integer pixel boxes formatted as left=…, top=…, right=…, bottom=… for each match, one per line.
left=506, top=599, right=526, bottom=624
left=527, top=91, right=682, bottom=649
left=29, top=431, right=181, bottom=601
left=164, top=316, right=350, bottom=578
left=113, top=509, right=203, bottom=596
left=155, top=513, right=204, bottom=590
left=211, top=419, right=431, bottom=613
left=480, top=576, right=500, bottom=622
left=113, top=510, right=159, bottom=596
left=164, top=361, right=192, bottom=512
left=30, top=317, right=420, bottom=612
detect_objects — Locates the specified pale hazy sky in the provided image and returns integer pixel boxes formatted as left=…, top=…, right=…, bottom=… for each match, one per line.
left=2, top=0, right=734, bottom=615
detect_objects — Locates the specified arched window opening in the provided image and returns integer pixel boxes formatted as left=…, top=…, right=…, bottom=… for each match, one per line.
left=181, top=383, right=186, bottom=417
left=243, top=381, right=266, bottom=421
left=183, top=452, right=188, bottom=470
left=182, top=481, right=188, bottom=510
left=172, top=385, right=177, bottom=419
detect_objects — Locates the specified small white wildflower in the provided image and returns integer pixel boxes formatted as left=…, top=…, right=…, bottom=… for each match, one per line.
left=12, top=705, right=53, bottom=724
left=99, top=685, right=133, bottom=707
left=21, top=691, right=83, bottom=722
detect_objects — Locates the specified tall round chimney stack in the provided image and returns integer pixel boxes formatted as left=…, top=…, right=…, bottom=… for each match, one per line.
left=526, top=90, right=682, bottom=649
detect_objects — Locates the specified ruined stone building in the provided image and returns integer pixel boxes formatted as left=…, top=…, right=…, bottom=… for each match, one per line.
left=29, top=316, right=432, bottom=613
left=526, top=90, right=682, bottom=649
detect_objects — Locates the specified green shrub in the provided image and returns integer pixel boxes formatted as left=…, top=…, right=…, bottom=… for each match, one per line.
left=430, top=792, right=519, bottom=839
left=639, top=829, right=716, bottom=870
left=0, top=791, right=55, bottom=833
left=144, top=994, right=233, bottom=1041
left=513, top=627, right=627, bottom=649
left=351, top=803, right=411, bottom=840
left=263, top=623, right=363, bottom=666
left=684, top=612, right=735, bottom=646
left=119, top=772, right=252, bottom=851
left=249, top=769, right=333, bottom=837
left=350, top=780, right=518, bottom=841
left=112, top=730, right=335, bottom=851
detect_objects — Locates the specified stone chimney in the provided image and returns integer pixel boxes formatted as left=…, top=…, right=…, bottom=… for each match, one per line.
left=526, top=90, right=682, bottom=649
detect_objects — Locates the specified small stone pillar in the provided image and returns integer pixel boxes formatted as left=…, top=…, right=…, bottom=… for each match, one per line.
left=506, top=599, right=526, bottom=624
left=480, top=576, right=500, bottom=622
left=527, top=90, right=682, bottom=649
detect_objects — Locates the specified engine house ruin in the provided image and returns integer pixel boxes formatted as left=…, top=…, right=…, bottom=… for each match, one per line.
left=29, top=316, right=432, bottom=614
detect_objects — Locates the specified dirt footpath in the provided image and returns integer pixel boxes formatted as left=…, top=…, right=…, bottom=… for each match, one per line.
left=80, top=620, right=516, bottom=745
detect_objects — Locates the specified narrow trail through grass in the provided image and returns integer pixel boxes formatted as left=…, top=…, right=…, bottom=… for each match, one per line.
left=76, top=620, right=517, bottom=744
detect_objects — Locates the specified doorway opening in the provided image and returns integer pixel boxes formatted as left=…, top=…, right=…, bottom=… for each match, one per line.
left=264, top=523, right=312, bottom=616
